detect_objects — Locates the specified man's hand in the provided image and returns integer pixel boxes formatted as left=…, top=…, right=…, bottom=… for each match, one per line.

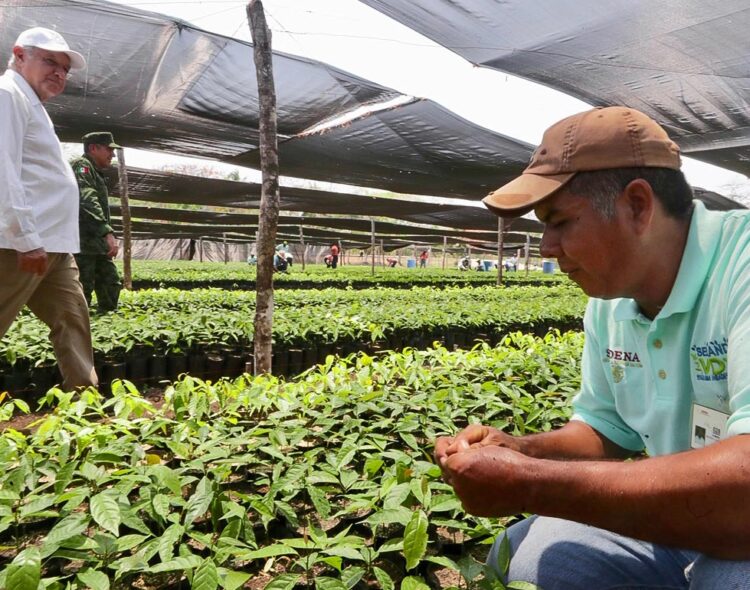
left=17, top=248, right=48, bottom=276
left=435, top=424, right=520, bottom=471
left=442, top=445, right=532, bottom=517
left=105, top=233, right=119, bottom=258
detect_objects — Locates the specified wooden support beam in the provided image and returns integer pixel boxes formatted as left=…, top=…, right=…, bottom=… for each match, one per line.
left=248, top=0, right=280, bottom=375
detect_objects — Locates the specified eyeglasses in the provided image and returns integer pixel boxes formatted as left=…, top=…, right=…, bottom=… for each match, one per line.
left=38, top=55, right=72, bottom=78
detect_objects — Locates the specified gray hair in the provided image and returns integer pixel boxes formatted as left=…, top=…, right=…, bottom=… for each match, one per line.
left=7, top=45, right=34, bottom=70
left=567, top=167, right=694, bottom=220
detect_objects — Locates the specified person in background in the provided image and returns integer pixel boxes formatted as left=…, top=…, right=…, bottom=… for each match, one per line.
left=0, top=27, right=97, bottom=390
left=71, top=131, right=122, bottom=312
left=329, top=242, right=340, bottom=269
left=436, top=106, right=750, bottom=588
left=273, top=249, right=288, bottom=273
left=386, top=256, right=400, bottom=268
left=419, top=249, right=429, bottom=268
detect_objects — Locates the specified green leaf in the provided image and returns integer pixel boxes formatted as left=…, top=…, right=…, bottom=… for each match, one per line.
left=44, top=512, right=89, bottom=547
left=324, top=546, right=363, bottom=561
left=458, top=555, right=486, bottom=583
left=403, top=510, right=428, bottom=570
left=0, top=489, right=20, bottom=503
left=306, top=485, right=331, bottom=519
left=120, top=504, right=152, bottom=535
left=158, top=523, right=184, bottom=562
left=373, top=567, right=394, bottom=590
left=90, top=492, right=121, bottom=535
left=152, top=493, right=171, bottom=519
left=6, top=547, right=40, bottom=590
left=366, top=507, right=412, bottom=527
left=399, top=432, right=419, bottom=451
left=193, top=558, right=219, bottom=590
left=19, top=494, right=57, bottom=518
left=184, top=477, right=214, bottom=527
left=377, top=538, right=404, bottom=553
left=425, top=555, right=459, bottom=570
left=428, top=494, right=462, bottom=513
left=319, top=556, right=343, bottom=572
left=149, top=464, right=183, bottom=496
left=111, top=553, right=148, bottom=579
left=217, top=569, right=252, bottom=590
left=495, top=534, right=511, bottom=577
left=76, top=569, right=110, bottom=590
left=148, top=554, right=203, bottom=573
left=400, top=576, right=429, bottom=590
left=237, top=544, right=298, bottom=560
left=115, top=534, right=149, bottom=552
left=314, top=577, right=348, bottom=590
left=264, top=573, right=300, bottom=590
left=340, top=566, right=365, bottom=589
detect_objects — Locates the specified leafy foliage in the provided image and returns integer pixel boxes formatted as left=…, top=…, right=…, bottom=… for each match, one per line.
left=124, top=260, right=567, bottom=291
left=0, top=333, right=581, bottom=588
left=1, top=284, right=585, bottom=370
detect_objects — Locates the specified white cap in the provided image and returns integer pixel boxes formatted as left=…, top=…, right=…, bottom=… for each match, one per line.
left=14, top=27, right=86, bottom=71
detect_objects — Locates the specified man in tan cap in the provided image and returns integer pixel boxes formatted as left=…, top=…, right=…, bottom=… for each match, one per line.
left=436, top=106, right=750, bottom=587
left=0, top=27, right=97, bottom=391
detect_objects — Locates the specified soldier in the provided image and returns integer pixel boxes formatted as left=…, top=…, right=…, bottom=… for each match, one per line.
left=71, top=132, right=122, bottom=312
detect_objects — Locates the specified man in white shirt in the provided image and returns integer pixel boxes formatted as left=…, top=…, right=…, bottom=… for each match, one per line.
left=0, top=27, right=97, bottom=390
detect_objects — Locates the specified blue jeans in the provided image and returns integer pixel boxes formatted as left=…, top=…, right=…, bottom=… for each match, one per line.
left=486, top=516, right=750, bottom=589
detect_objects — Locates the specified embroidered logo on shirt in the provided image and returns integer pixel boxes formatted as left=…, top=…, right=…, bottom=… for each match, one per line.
left=605, top=349, right=642, bottom=365
left=690, top=337, right=728, bottom=382
left=78, top=166, right=90, bottom=174
left=604, top=348, right=643, bottom=383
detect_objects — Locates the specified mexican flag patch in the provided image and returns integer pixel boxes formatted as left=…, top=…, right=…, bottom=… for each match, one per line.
left=78, top=166, right=90, bottom=174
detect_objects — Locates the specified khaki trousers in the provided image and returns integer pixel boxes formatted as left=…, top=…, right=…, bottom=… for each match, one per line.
left=0, top=249, right=97, bottom=390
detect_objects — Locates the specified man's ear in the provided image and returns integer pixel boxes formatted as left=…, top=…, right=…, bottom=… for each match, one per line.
left=12, top=46, right=26, bottom=64
left=619, top=179, right=655, bottom=234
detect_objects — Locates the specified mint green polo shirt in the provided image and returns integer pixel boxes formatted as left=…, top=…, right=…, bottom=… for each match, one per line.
left=573, top=201, right=750, bottom=456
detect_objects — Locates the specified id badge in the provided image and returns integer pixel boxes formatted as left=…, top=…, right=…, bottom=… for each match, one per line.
left=690, top=403, right=729, bottom=449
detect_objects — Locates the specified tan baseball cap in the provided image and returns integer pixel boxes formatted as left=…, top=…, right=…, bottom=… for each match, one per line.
left=14, top=27, right=86, bottom=71
left=483, top=106, right=682, bottom=218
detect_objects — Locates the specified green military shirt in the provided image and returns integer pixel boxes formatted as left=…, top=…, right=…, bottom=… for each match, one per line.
left=71, top=154, right=114, bottom=255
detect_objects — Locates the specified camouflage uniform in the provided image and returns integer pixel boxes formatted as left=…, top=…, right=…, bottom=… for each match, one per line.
left=71, top=133, right=121, bottom=312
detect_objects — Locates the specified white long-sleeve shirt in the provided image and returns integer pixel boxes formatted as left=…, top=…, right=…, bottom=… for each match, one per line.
left=0, top=69, right=79, bottom=253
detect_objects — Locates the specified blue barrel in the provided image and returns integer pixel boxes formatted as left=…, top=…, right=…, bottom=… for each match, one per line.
left=483, top=260, right=493, bottom=271
left=542, top=260, right=555, bottom=274
left=406, top=259, right=417, bottom=268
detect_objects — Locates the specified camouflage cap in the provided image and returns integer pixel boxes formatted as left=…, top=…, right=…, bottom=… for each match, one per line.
left=82, top=132, right=121, bottom=148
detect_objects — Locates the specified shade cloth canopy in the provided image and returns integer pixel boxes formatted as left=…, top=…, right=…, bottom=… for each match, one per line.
left=360, top=0, right=750, bottom=176
left=111, top=167, right=545, bottom=233
left=0, top=0, right=533, bottom=200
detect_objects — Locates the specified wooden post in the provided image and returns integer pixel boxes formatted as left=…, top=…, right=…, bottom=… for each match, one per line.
left=380, top=238, right=384, bottom=267
left=298, top=225, right=306, bottom=271
left=249, top=0, right=280, bottom=375
left=442, top=236, right=447, bottom=270
left=223, top=232, right=228, bottom=263
left=525, top=233, right=531, bottom=276
left=497, top=217, right=504, bottom=286
left=115, top=148, right=132, bottom=290
left=199, top=237, right=203, bottom=262
left=370, top=219, right=376, bottom=275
